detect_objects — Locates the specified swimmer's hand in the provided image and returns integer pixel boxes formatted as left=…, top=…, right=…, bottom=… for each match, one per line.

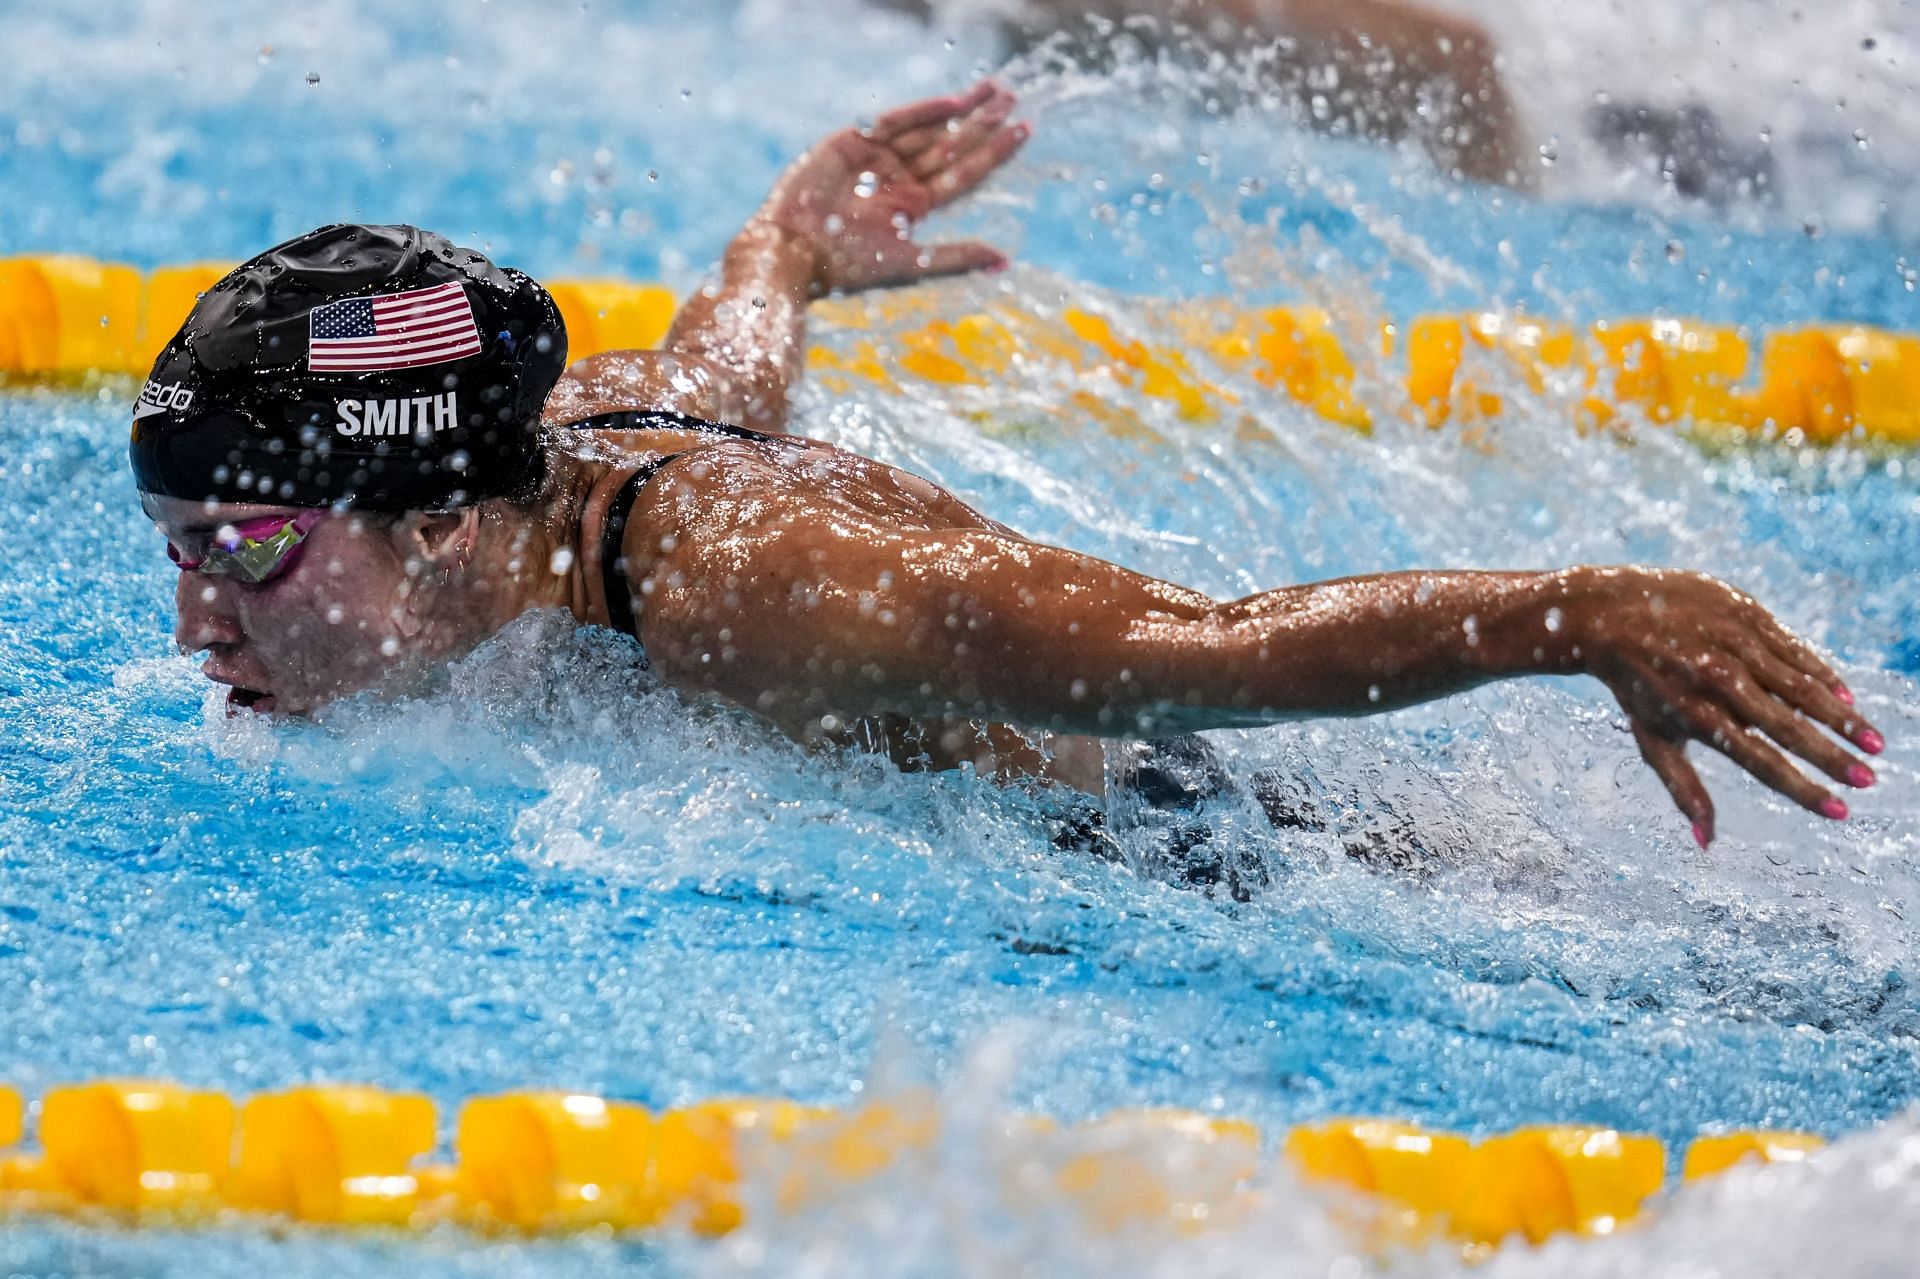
left=754, top=81, right=1030, bottom=294
left=1560, top=568, right=1884, bottom=846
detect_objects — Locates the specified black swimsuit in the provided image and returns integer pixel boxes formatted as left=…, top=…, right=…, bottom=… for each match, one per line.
left=566, top=410, right=776, bottom=644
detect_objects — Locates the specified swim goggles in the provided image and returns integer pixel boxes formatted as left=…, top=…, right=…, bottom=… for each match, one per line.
left=166, top=511, right=324, bottom=586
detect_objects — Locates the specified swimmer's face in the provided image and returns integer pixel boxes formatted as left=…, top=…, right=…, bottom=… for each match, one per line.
left=143, top=495, right=434, bottom=716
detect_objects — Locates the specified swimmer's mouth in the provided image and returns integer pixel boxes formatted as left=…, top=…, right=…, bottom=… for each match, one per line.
left=204, top=659, right=279, bottom=716
left=225, top=686, right=277, bottom=716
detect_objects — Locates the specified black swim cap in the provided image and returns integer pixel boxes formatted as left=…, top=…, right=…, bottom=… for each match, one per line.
left=129, top=224, right=567, bottom=511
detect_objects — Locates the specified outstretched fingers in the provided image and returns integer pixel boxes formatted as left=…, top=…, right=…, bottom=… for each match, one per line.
left=1667, top=687, right=1849, bottom=821
left=1753, top=613, right=1877, bottom=729
left=866, top=81, right=997, bottom=145
left=1723, top=674, right=1873, bottom=790
left=927, top=121, right=1031, bottom=206
left=1732, top=636, right=1883, bottom=757
left=902, top=94, right=1015, bottom=179
left=1632, top=721, right=1715, bottom=847
left=909, top=241, right=1010, bottom=279
left=892, top=84, right=1012, bottom=154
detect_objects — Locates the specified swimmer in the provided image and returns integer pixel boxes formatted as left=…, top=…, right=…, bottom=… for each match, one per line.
left=134, top=82, right=1882, bottom=847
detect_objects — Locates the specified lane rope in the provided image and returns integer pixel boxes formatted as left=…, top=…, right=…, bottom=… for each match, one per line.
left=2, top=254, right=1915, bottom=445
left=0, top=1079, right=1822, bottom=1246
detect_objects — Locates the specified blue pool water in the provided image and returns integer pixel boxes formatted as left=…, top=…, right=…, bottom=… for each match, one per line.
left=2, top=1, right=1918, bottom=1274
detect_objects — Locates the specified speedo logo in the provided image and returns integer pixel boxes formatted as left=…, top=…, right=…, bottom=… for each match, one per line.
left=133, top=381, right=194, bottom=420
left=335, top=390, right=457, bottom=438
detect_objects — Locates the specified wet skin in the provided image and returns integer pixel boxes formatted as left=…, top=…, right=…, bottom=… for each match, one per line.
left=147, top=82, right=1884, bottom=837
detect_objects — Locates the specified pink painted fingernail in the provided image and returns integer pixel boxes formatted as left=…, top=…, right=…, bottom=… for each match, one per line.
left=1834, top=684, right=1855, bottom=705
left=1691, top=821, right=1712, bottom=849
left=1847, top=763, right=1876, bottom=788
left=1820, top=797, right=1849, bottom=821
left=1858, top=729, right=1884, bottom=755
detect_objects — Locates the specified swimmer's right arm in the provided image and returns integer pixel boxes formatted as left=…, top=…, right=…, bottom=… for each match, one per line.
left=638, top=512, right=1883, bottom=843
left=601, top=83, right=1029, bottom=433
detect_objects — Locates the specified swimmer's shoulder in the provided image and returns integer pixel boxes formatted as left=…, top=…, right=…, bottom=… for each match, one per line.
left=541, top=349, right=736, bottom=429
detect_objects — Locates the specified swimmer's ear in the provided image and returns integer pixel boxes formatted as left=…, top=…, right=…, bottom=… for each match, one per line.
left=398, top=508, right=481, bottom=574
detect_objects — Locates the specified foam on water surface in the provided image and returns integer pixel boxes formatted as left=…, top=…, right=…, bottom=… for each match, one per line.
left=2, top=0, right=1918, bottom=1274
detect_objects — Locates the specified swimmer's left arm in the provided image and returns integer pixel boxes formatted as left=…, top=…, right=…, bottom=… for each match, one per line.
left=657, top=82, right=1029, bottom=432
left=641, top=515, right=1883, bottom=842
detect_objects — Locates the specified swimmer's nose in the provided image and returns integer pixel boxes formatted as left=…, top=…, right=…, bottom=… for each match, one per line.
left=174, top=571, right=243, bottom=653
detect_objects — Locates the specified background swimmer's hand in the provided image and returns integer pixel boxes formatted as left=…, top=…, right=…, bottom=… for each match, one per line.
left=1560, top=567, right=1885, bottom=846
left=755, top=81, right=1030, bottom=294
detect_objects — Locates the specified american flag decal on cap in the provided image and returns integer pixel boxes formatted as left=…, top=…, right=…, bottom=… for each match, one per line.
left=308, top=281, right=483, bottom=373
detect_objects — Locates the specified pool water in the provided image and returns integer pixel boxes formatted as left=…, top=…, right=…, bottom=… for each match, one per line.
left=1, top=1, right=1917, bottom=1275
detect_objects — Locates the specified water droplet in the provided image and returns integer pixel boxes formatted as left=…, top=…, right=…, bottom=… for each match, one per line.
left=1666, top=239, right=1685, bottom=265
left=305, top=71, right=321, bottom=87
left=1853, top=129, right=1870, bottom=149
left=379, top=637, right=400, bottom=657
left=854, top=171, right=879, bottom=199
left=1544, top=607, right=1564, bottom=633
left=549, top=548, right=575, bottom=575
left=1367, top=685, right=1382, bottom=703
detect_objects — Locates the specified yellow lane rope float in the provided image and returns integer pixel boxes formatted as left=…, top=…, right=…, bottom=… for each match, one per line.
left=0, top=1080, right=1824, bottom=1248
left=1, top=254, right=1917, bottom=446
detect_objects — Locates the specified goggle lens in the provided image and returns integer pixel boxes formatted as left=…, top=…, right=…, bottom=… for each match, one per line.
left=168, top=512, right=321, bottom=586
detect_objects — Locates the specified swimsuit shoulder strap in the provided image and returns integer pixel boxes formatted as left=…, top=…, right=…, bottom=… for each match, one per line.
left=598, top=457, right=671, bottom=642
left=563, top=411, right=779, bottom=641
left=562, top=408, right=775, bottom=442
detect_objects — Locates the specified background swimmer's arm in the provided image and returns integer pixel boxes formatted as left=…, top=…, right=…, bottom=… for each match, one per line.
left=1018, top=0, right=1526, bottom=186
left=1258, top=0, right=1527, bottom=186
left=640, top=516, right=1882, bottom=841
left=658, top=82, right=1029, bottom=432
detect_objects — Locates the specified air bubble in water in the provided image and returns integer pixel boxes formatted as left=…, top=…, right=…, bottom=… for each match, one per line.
left=1666, top=239, right=1686, bottom=264
left=1545, top=607, right=1564, bottom=633
left=305, top=71, right=320, bottom=87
